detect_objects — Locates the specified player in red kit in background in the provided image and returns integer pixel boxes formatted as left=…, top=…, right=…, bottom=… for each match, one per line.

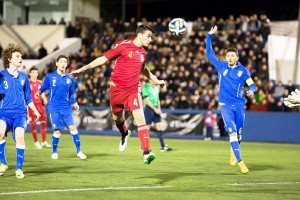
left=71, top=24, right=166, bottom=164
left=28, top=67, right=51, bottom=149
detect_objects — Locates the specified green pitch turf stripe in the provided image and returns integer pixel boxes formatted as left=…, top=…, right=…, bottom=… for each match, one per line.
left=228, top=182, right=300, bottom=186
left=0, top=186, right=172, bottom=195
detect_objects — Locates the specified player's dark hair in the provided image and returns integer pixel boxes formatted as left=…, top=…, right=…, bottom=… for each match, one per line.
left=56, top=55, right=68, bottom=63
left=1, top=44, right=24, bottom=68
left=29, top=66, right=38, bottom=73
left=136, top=24, right=155, bottom=35
left=226, top=47, right=239, bottom=56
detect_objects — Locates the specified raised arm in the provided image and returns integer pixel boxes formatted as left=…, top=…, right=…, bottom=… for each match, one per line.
left=206, top=26, right=222, bottom=70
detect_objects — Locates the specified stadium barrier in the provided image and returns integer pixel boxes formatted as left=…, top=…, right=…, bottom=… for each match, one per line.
left=27, top=107, right=300, bottom=144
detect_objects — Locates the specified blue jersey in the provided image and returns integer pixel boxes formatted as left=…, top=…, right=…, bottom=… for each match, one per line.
left=206, top=34, right=256, bottom=106
left=39, top=71, right=76, bottom=112
left=0, top=69, right=32, bottom=117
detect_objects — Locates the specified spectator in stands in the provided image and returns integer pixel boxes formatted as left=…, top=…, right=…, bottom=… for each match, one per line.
left=203, top=108, right=216, bottom=140
left=39, top=17, right=47, bottom=25
left=17, top=17, right=23, bottom=25
left=66, top=22, right=76, bottom=37
left=274, top=81, right=285, bottom=100
left=48, top=18, right=56, bottom=25
left=37, top=43, right=48, bottom=59
left=58, top=17, right=66, bottom=25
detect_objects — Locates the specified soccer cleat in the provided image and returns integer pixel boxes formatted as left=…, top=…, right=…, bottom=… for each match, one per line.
left=15, top=169, right=25, bottom=179
left=51, top=153, right=58, bottom=159
left=160, top=146, right=173, bottom=152
left=77, top=151, right=87, bottom=160
left=144, top=152, right=156, bottom=164
left=34, top=141, right=42, bottom=149
left=41, top=141, right=52, bottom=148
left=0, top=164, right=8, bottom=176
left=238, top=161, right=249, bottom=174
left=119, top=130, right=131, bottom=152
left=230, top=149, right=237, bottom=166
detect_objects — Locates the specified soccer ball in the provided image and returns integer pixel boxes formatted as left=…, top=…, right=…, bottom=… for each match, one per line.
left=168, top=18, right=187, bottom=36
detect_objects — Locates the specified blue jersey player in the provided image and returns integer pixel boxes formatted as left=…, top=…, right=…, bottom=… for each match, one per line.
left=206, top=26, right=256, bottom=174
left=0, top=44, right=41, bottom=178
left=35, top=55, right=86, bottom=160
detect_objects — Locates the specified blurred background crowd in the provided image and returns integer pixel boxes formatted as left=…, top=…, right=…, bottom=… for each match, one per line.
left=1, top=13, right=298, bottom=112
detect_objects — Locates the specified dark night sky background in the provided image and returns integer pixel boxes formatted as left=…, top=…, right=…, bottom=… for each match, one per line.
left=101, top=0, right=299, bottom=22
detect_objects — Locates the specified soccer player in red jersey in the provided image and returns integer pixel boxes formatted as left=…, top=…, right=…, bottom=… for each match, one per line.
left=28, top=67, right=51, bottom=149
left=71, top=24, right=166, bottom=164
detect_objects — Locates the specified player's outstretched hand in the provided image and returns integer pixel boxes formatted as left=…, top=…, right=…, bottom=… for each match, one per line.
left=73, top=102, right=80, bottom=111
left=156, top=80, right=167, bottom=89
left=34, top=111, right=41, bottom=122
left=208, top=26, right=218, bottom=35
left=34, top=91, right=40, bottom=99
left=247, top=90, right=254, bottom=98
left=70, top=69, right=83, bottom=78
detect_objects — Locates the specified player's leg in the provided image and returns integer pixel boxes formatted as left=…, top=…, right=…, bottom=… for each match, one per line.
left=132, top=108, right=155, bottom=164
left=63, top=111, right=86, bottom=159
left=49, top=112, right=62, bottom=159
left=0, top=119, right=9, bottom=175
left=220, top=106, right=243, bottom=167
left=110, top=87, right=131, bottom=151
left=112, top=110, right=131, bottom=152
left=14, top=127, right=26, bottom=178
left=39, top=106, right=50, bottom=147
left=29, top=107, right=42, bottom=149
left=68, top=124, right=86, bottom=159
left=13, top=116, right=27, bottom=178
left=235, top=107, right=249, bottom=173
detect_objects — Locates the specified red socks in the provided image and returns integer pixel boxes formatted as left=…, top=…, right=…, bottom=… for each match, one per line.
left=41, top=121, right=47, bottom=142
left=30, top=122, right=38, bottom=142
left=138, top=125, right=150, bottom=151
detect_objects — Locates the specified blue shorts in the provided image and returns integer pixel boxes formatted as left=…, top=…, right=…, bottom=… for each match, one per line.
left=0, top=114, right=27, bottom=140
left=49, top=110, right=75, bottom=131
left=220, top=105, right=245, bottom=135
left=144, top=106, right=161, bottom=125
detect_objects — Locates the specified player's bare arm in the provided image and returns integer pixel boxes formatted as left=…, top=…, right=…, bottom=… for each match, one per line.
left=142, top=67, right=167, bottom=88
left=208, top=25, right=218, bottom=35
left=41, top=93, right=48, bottom=105
left=71, top=56, right=109, bottom=77
left=28, top=102, right=41, bottom=122
left=35, top=90, right=41, bottom=98
left=73, top=102, right=80, bottom=111
left=144, top=97, right=161, bottom=114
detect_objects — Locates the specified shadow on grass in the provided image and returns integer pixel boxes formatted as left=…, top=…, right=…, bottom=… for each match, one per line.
left=138, top=172, right=203, bottom=185
left=248, top=164, right=282, bottom=171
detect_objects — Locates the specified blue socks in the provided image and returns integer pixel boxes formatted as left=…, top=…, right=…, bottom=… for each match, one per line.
left=0, top=140, right=7, bottom=165
left=230, top=135, right=242, bottom=162
left=16, top=145, right=25, bottom=170
left=52, top=133, right=61, bottom=154
left=70, top=130, right=81, bottom=154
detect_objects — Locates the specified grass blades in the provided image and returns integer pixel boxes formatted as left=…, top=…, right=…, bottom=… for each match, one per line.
left=0, top=134, right=300, bottom=200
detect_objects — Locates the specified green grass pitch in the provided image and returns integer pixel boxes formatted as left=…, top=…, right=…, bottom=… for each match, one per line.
left=0, top=133, right=300, bottom=200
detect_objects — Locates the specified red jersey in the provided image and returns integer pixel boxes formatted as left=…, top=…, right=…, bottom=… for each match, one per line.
left=104, top=40, right=147, bottom=91
left=30, top=80, right=43, bottom=104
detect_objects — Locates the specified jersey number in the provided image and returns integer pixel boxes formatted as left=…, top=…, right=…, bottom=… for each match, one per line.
left=128, top=51, right=132, bottom=59
left=52, top=80, right=56, bottom=86
left=133, top=98, right=138, bottom=106
left=3, top=81, right=8, bottom=89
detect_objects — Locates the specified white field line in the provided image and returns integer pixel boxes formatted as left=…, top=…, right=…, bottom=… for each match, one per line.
left=228, top=182, right=300, bottom=186
left=0, top=186, right=172, bottom=195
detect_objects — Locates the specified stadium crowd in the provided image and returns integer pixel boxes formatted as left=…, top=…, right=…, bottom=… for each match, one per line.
left=21, top=14, right=299, bottom=112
